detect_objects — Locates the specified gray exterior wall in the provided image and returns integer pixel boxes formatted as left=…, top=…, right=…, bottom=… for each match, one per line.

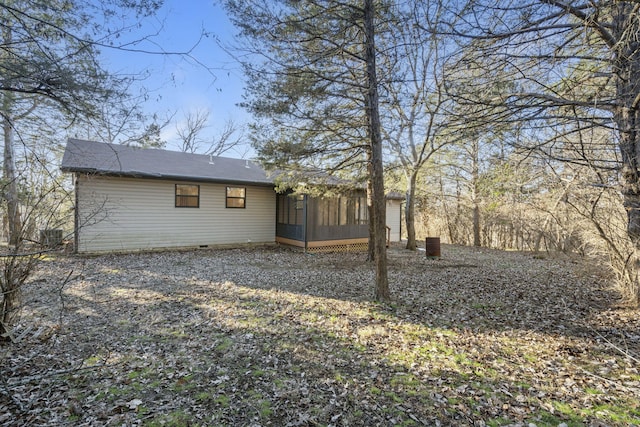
left=75, top=174, right=275, bottom=253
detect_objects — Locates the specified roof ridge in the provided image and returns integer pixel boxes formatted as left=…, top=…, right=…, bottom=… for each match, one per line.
left=66, top=138, right=254, bottom=163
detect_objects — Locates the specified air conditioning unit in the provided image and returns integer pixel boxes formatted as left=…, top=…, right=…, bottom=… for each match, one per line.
left=40, top=229, right=63, bottom=247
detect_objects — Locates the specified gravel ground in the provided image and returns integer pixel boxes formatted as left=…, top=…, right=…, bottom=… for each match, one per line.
left=1, top=244, right=638, bottom=426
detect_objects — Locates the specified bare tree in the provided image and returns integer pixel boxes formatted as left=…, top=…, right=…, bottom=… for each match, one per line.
left=440, top=1, right=640, bottom=305
left=2, top=99, right=21, bottom=247
left=176, top=109, right=243, bottom=156
left=381, top=0, right=454, bottom=250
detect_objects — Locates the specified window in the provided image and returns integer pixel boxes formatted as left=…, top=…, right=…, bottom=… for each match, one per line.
left=226, top=187, right=246, bottom=208
left=175, top=184, right=199, bottom=208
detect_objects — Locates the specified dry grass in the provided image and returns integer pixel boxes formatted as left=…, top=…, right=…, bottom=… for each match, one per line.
left=1, top=244, right=638, bottom=426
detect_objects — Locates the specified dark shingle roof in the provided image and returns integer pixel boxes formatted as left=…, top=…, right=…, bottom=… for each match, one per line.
left=60, top=139, right=273, bottom=186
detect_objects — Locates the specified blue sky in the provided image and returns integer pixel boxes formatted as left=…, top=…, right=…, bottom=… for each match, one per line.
left=100, top=1, right=251, bottom=156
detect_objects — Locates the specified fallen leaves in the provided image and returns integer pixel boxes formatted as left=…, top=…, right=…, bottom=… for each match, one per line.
left=0, top=244, right=638, bottom=426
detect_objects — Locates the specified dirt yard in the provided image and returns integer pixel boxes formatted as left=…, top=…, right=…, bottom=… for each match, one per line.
left=1, top=244, right=638, bottom=426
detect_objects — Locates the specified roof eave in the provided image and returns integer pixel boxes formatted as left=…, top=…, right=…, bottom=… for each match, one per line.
left=60, top=167, right=275, bottom=187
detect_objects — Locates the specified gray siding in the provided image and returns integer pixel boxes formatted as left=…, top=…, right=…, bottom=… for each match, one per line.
left=76, top=175, right=275, bottom=252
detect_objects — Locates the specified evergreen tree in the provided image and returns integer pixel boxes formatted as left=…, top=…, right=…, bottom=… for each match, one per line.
left=224, top=0, right=391, bottom=300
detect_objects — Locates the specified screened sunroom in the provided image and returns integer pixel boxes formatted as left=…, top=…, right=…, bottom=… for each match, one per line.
left=275, top=191, right=370, bottom=252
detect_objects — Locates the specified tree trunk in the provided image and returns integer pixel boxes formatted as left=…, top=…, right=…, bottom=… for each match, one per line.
left=2, top=97, right=21, bottom=247
left=439, top=176, right=454, bottom=243
left=472, top=204, right=481, bottom=247
left=613, top=3, right=640, bottom=305
left=405, top=170, right=418, bottom=250
left=1, top=24, right=21, bottom=247
left=367, top=150, right=375, bottom=262
left=471, top=139, right=481, bottom=247
left=0, top=26, right=23, bottom=340
left=364, top=0, right=389, bottom=302
left=1, top=257, right=22, bottom=340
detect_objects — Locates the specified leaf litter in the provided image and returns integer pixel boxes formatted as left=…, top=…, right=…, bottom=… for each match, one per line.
left=1, top=244, right=638, bottom=426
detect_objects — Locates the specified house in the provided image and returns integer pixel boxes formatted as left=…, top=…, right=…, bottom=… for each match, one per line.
left=60, top=139, right=404, bottom=253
